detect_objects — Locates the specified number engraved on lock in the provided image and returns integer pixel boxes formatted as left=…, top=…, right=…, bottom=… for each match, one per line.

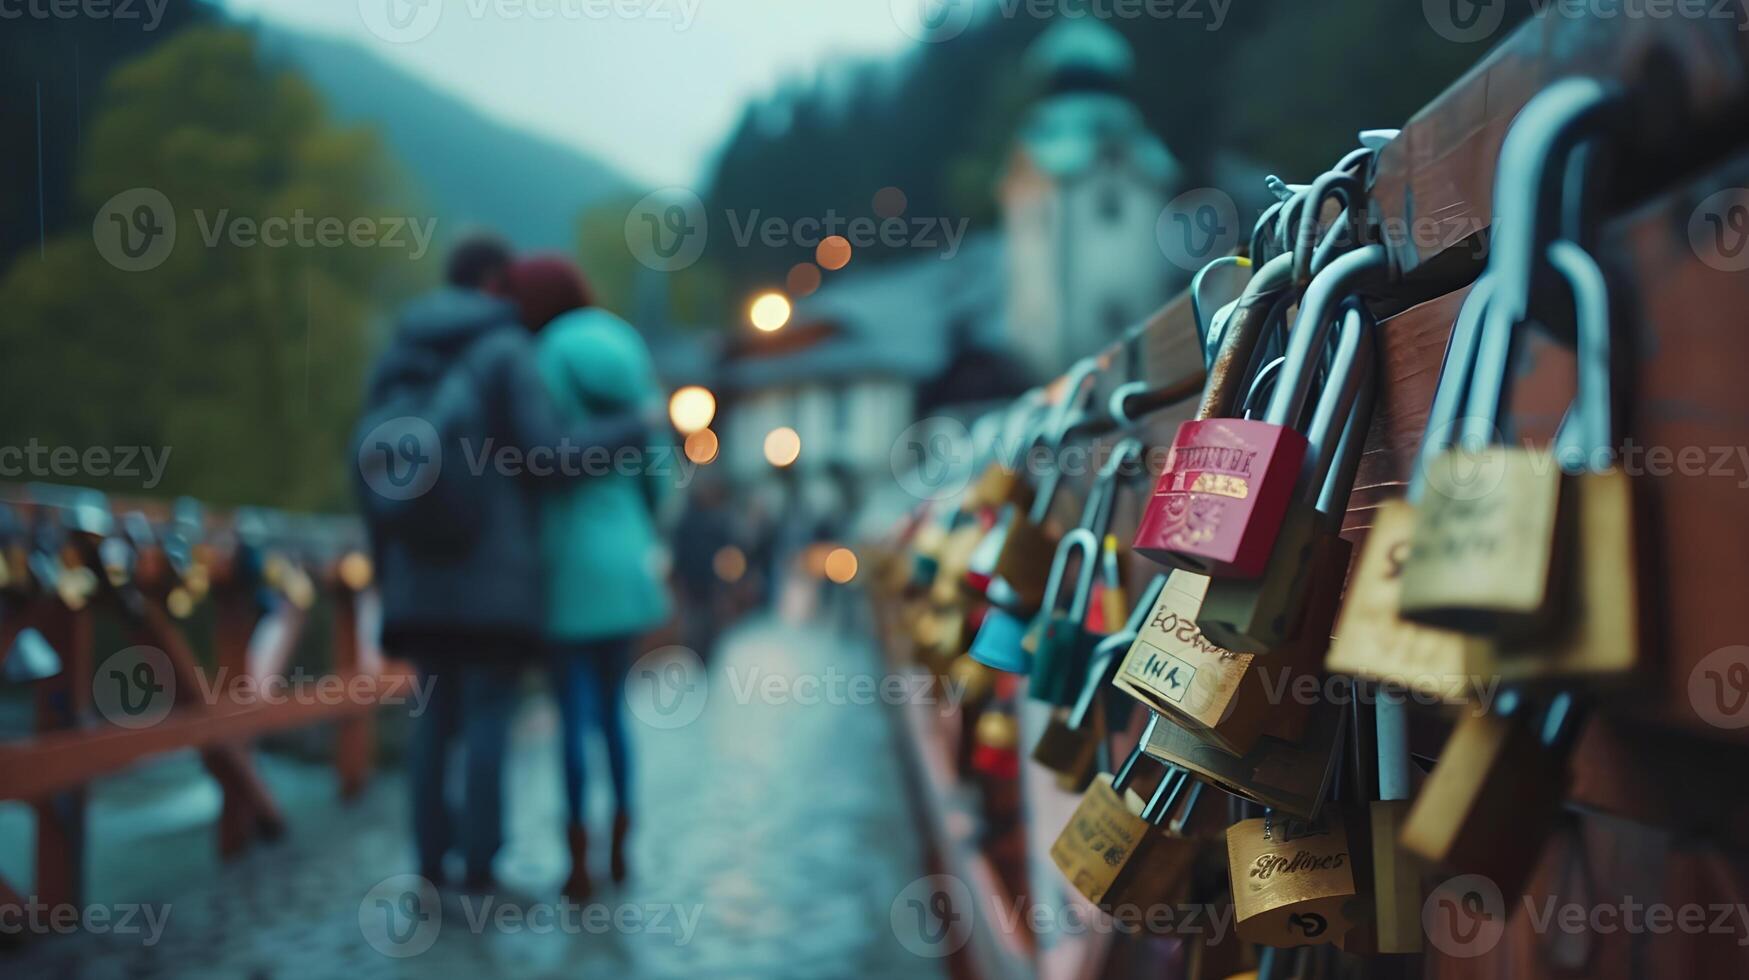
left=1123, top=640, right=1197, bottom=704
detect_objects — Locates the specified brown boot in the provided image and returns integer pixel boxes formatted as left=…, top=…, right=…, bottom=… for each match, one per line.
left=610, top=812, right=631, bottom=885
left=563, top=824, right=592, bottom=902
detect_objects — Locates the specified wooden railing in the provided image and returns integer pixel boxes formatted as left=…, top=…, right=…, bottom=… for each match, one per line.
left=0, top=486, right=412, bottom=915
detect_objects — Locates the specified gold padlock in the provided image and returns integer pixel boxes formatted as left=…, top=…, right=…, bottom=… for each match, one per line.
left=1145, top=701, right=1347, bottom=821
left=1227, top=812, right=1357, bottom=948
left=1401, top=692, right=1583, bottom=899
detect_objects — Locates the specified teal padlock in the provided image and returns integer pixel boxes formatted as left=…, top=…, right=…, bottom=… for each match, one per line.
left=1030, top=529, right=1099, bottom=706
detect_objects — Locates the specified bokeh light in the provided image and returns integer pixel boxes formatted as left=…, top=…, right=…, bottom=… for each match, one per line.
left=763, top=426, right=801, bottom=467
left=668, top=386, right=717, bottom=434
left=683, top=428, right=720, bottom=464
left=824, top=547, right=859, bottom=584
left=816, top=235, right=852, bottom=271
left=713, top=545, right=747, bottom=583
left=750, top=292, right=792, bottom=332
left=786, top=262, right=823, bottom=297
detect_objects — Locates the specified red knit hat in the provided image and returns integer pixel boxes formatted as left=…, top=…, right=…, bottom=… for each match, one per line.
left=499, top=255, right=594, bottom=331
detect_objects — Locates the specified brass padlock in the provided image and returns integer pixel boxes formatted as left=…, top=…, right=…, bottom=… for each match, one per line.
left=1228, top=811, right=1358, bottom=948
left=1401, top=691, right=1584, bottom=899
left=1481, top=239, right=1644, bottom=684
left=1113, top=569, right=1313, bottom=756
left=1145, top=700, right=1348, bottom=821
left=1394, top=79, right=1622, bottom=639
left=1050, top=715, right=1204, bottom=909
left=1328, top=285, right=1494, bottom=701
left=1199, top=299, right=1375, bottom=654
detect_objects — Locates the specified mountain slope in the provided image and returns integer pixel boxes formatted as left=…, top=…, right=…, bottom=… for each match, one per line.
left=252, top=24, right=633, bottom=250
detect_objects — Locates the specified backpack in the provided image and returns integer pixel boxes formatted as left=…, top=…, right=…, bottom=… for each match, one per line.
left=353, top=332, right=499, bottom=557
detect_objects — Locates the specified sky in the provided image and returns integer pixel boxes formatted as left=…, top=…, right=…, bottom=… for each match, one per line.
left=216, top=0, right=928, bottom=186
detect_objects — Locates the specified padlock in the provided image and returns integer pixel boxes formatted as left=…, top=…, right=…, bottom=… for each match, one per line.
left=1145, top=697, right=1348, bottom=821
left=1228, top=811, right=1357, bottom=948
left=929, top=511, right=988, bottom=608
left=994, top=360, right=1100, bottom=609
left=1132, top=253, right=1298, bottom=577
left=1479, top=239, right=1644, bottom=683
left=1327, top=282, right=1495, bottom=701
left=1401, top=691, right=1584, bottom=899
left=1198, top=298, right=1376, bottom=653
left=968, top=602, right=1031, bottom=673
left=1030, top=529, right=1099, bottom=706
left=1364, top=689, right=1423, bottom=954
left=1050, top=715, right=1204, bottom=909
left=1395, top=82, right=1623, bottom=638
left=1135, top=246, right=1387, bottom=577
left=1033, top=575, right=1165, bottom=787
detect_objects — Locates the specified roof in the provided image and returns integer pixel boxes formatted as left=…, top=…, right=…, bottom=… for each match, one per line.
left=722, top=232, right=1009, bottom=391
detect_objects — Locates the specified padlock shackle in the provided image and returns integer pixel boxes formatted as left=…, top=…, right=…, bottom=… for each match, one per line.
left=1376, top=690, right=1413, bottom=802
left=1316, top=344, right=1377, bottom=524
left=1546, top=239, right=1615, bottom=465
left=1038, top=528, right=1100, bottom=625
left=1142, top=767, right=1190, bottom=824
left=1112, top=712, right=1162, bottom=793
left=1302, top=301, right=1377, bottom=510
left=1200, top=252, right=1296, bottom=421
left=1409, top=276, right=1494, bottom=504
left=1027, top=358, right=1102, bottom=523
left=1191, top=254, right=1254, bottom=364
left=1166, top=780, right=1206, bottom=837
left=1293, top=170, right=1365, bottom=286
left=1487, top=78, right=1620, bottom=335
left=1067, top=629, right=1135, bottom=730
left=1264, top=244, right=1390, bottom=429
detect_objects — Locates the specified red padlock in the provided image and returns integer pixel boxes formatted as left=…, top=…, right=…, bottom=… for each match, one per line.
left=1135, top=245, right=1388, bottom=577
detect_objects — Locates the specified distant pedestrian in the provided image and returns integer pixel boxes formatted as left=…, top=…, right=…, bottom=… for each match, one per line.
left=503, top=255, right=672, bottom=901
left=353, top=234, right=648, bottom=891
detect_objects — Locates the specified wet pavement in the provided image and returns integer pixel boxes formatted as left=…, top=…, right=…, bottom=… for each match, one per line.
left=0, top=613, right=946, bottom=980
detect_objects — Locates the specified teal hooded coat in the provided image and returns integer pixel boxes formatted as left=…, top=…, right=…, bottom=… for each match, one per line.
left=535, top=308, right=673, bottom=642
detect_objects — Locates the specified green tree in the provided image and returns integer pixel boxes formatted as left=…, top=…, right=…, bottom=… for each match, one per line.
left=0, top=27, right=422, bottom=511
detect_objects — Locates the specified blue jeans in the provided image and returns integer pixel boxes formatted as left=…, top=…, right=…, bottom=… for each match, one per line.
left=408, top=662, right=520, bottom=882
left=550, top=637, right=633, bottom=823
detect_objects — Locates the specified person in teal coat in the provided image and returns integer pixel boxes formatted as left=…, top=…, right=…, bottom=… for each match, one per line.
left=503, top=256, right=673, bottom=900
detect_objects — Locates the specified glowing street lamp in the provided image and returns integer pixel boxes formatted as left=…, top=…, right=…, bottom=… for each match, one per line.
left=763, top=426, right=801, bottom=468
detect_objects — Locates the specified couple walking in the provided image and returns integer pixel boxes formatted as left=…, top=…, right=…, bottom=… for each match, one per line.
left=353, top=235, right=672, bottom=900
